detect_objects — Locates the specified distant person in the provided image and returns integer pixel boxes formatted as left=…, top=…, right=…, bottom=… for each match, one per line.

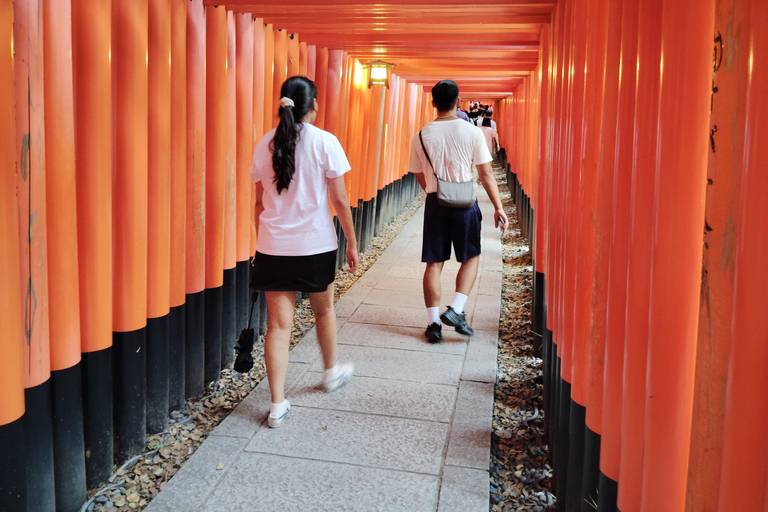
left=250, top=76, right=357, bottom=427
left=456, top=100, right=471, bottom=123
left=409, top=80, right=509, bottom=343
left=479, top=116, right=500, bottom=156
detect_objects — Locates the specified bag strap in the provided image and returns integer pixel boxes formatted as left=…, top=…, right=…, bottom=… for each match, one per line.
left=246, top=291, right=257, bottom=330
left=418, top=131, right=439, bottom=182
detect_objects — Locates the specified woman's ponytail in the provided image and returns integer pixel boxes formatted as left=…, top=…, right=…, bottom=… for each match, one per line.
left=270, top=76, right=318, bottom=194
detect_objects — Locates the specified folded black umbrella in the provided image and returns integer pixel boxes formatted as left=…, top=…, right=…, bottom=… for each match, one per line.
left=234, top=291, right=258, bottom=373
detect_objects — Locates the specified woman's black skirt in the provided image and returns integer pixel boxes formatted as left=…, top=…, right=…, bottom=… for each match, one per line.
left=249, top=250, right=337, bottom=293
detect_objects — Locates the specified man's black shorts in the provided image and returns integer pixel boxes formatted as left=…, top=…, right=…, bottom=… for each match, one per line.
left=422, top=193, right=482, bottom=263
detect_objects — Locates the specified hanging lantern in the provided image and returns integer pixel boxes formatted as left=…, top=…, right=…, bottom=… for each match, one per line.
left=363, top=60, right=395, bottom=88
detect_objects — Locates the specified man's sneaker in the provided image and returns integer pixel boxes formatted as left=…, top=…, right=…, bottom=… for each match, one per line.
left=425, top=322, right=443, bottom=344
left=268, top=400, right=290, bottom=428
left=324, top=363, right=354, bottom=393
left=441, top=306, right=474, bottom=336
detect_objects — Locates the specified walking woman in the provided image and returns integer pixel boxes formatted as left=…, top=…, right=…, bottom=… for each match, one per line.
left=250, top=76, right=358, bottom=428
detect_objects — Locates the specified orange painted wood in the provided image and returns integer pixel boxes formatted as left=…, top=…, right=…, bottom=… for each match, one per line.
left=299, top=41, right=308, bottom=76
left=314, top=47, right=329, bottom=130
left=170, top=0, right=187, bottom=309
left=579, top=0, right=610, bottom=433
left=251, top=18, right=265, bottom=254
left=534, top=24, right=549, bottom=270
left=14, top=0, right=52, bottom=387
left=224, top=11, right=237, bottom=271
left=205, top=5, right=227, bottom=289
left=306, top=44, right=317, bottom=81
left=73, top=0, right=113, bottom=349
left=616, top=0, right=663, bottom=508
left=717, top=4, right=768, bottom=507
left=641, top=0, right=715, bottom=508
left=44, top=0, right=83, bottom=368
left=0, top=0, right=26, bottom=425
left=325, top=49, right=343, bottom=138
left=686, top=1, right=750, bottom=508
left=148, top=0, right=172, bottom=320
left=236, top=13, right=254, bottom=263
left=262, top=24, right=274, bottom=139
left=287, top=32, right=299, bottom=76
left=600, top=0, right=638, bottom=482
left=272, top=28, right=288, bottom=128
left=186, top=0, right=206, bottom=295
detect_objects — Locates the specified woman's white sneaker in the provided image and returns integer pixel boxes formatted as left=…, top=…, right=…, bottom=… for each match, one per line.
left=323, top=363, right=354, bottom=393
left=268, top=400, right=290, bottom=428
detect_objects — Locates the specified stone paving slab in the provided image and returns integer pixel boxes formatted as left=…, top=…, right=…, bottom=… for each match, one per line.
left=309, top=344, right=464, bottom=386
left=289, top=372, right=457, bottom=422
left=145, top=435, right=248, bottom=512
left=147, top=190, right=502, bottom=511
left=337, top=322, right=467, bottom=354
left=245, top=407, right=449, bottom=474
left=201, top=453, right=440, bottom=512
left=438, top=466, right=490, bottom=512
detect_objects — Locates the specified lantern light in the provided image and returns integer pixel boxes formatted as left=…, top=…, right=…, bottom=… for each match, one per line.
left=363, top=60, right=395, bottom=88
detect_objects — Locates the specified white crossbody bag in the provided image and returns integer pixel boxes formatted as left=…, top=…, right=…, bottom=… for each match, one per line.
left=419, top=131, right=476, bottom=209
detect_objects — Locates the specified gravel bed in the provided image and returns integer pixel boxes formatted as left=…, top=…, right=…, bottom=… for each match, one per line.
left=489, top=163, right=555, bottom=511
left=83, top=194, right=426, bottom=512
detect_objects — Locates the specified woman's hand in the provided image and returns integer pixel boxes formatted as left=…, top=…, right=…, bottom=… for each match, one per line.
left=346, top=246, right=360, bottom=273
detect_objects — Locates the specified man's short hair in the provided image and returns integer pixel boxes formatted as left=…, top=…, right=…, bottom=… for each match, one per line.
left=432, top=80, right=460, bottom=112
left=484, top=109, right=493, bottom=117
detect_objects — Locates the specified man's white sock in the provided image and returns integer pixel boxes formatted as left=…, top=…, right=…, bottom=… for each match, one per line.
left=427, top=306, right=441, bottom=325
left=451, top=293, right=469, bottom=314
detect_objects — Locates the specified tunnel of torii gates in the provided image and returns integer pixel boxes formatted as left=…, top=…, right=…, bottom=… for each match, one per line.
left=0, top=0, right=766, bottom=511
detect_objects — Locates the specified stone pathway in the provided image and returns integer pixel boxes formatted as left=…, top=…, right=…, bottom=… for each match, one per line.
left=146, top=190, right=502, bottom=512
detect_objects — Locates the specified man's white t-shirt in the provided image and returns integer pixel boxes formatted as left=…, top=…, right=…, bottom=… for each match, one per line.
left=474, top=118, right=497, bottom=131
left=409, top=118, right=492, bottom=194
left=250, top=123, right=351, bottom=256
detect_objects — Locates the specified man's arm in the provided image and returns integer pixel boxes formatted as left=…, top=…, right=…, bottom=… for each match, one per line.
left=476, top=162, right=509, bottom=231
left=415, top=172, right=428, bottom=192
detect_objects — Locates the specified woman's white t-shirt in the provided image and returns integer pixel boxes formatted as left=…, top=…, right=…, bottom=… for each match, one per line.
left=409, top=118, right=492, bottom=194
left=479, top=125, right=497, bottom=154
left=250, top=123, right=351, bottom=257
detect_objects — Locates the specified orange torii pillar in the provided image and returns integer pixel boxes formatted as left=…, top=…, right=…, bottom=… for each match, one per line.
left=147, top=0, right=172, bottom=436
left=299, top=41, right=308, bottom=76
left=72, top=0, right=113, bottom=487
left=12, top=1, right=55, bottom=509
left=235, top=13, right=254, bottom=337
left=599, top=0, right=639, bottom=508
left=307, top=45, right=317, bottom=80
left=222, top=10, right=237, bottom=370
left=262, top=24, right=274, bottom=141
left=641, top=0, right=714, bottom=509
left=325, top=50, right=344, bottom=139
left=204, top=4, right=227, bottom=384
left=554, top=0, right=575, bottom=499
left=272, top=27, right=288, bottom=128
left=617, top=0, right=664, bottom=508
left=169, top=0, right=188, bottom=413
left=717, top=5, right=768, bottom=507
left=185, top=0, right=206, bottom=399
left=112, top=0, right=149, bottom=465
left=253, top=18, right=267, bottom=331
left=563, top=0, right=590, bottom=506
left=314, top=47, right=329, bottom=130
left=0, top=3, right=27, bottom=509
left=44, top=0, right=89, bottom=506
left=287, top=31, right=299, bottom=76
left=578, top=0, right=610, bottom=504
left=686, top=1, right=750, bottom=509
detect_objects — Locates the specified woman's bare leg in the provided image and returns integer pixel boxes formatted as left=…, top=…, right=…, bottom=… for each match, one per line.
left=309, top=285, right=337, bottom=371
left=264, top=291, right=296, bottom=404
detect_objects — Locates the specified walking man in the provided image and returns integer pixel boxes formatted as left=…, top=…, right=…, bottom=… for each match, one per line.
left=409, top=80, right=508, bottom=343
